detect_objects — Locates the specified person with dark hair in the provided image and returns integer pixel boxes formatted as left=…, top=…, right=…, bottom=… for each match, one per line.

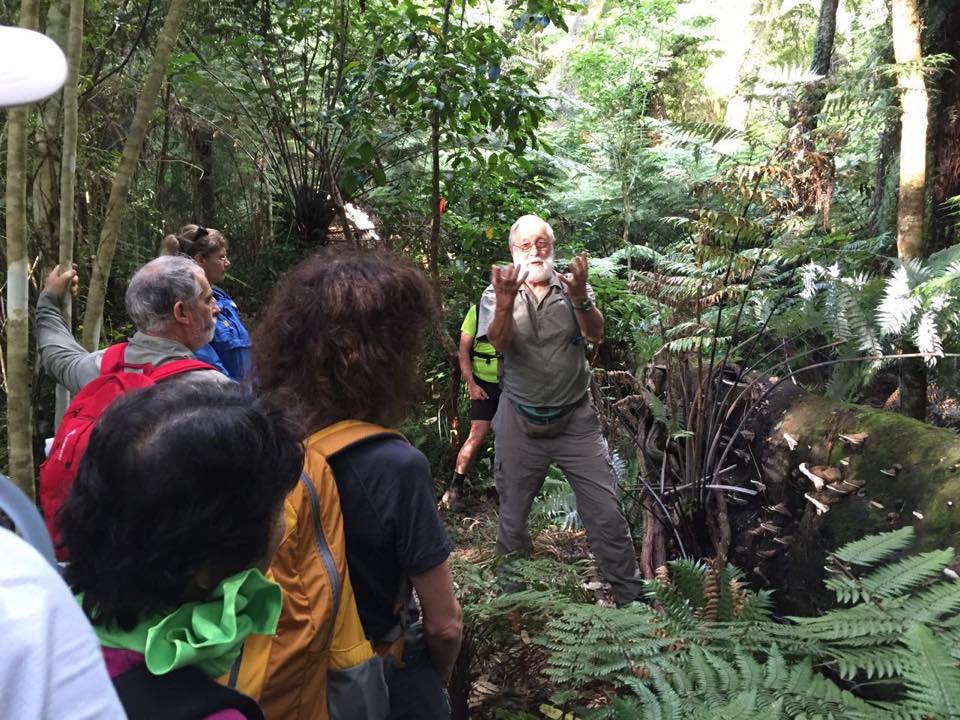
left=249, top=249, right=462, bottom=719
left=59, top=379, right=303, bottom=719
left=0, top=25, right=125, bottom=719
left=162, top=224, right=251, bottom=380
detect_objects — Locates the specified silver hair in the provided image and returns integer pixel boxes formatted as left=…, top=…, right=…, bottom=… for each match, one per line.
left=125, top=256, right=203, bottom=333
left=508, top=214, right=555, bottom=248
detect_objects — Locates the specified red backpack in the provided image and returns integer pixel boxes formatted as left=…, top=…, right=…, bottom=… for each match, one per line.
left=39, top=342, right=215, bottom=559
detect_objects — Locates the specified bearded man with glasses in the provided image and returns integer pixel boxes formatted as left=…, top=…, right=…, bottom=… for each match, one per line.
left=477, top=214, right=644, bottom=606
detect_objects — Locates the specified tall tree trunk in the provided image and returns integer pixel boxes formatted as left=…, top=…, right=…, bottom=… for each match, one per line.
left=55, top=0, right=85, bottom=423
left=797, top=0, right=840, bottom=135
left=32, top=0, right=68, bottom=270
left=928, top=4, right=960, bottom=253
left=191, top=124, right=216, bottom=224
left=81, top=0, right=189, bottom=350
left=5, top=0, right=41, bottom=498
left=892, top=0, right=929, bottom=420
left=428, top=0, right=454, bottom=283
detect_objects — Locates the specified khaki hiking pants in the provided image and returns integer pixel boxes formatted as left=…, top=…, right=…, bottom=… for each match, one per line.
left=492, top=398, right=645, bottom=605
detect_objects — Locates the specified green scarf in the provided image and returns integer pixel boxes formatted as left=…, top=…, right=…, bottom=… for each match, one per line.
left=91, top=568, right=282, bottom=677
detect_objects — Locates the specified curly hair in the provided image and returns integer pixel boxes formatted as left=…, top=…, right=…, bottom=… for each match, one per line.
left=251, top=248, right=436, bottom=432
left=60, top=380, right=303, bottom=631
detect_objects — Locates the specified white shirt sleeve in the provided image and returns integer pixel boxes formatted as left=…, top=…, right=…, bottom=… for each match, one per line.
left=0, top=528, right=127, bottom=719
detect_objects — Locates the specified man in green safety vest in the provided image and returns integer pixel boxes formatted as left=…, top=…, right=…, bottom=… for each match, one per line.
left=440, top=303, right=501, bottom=512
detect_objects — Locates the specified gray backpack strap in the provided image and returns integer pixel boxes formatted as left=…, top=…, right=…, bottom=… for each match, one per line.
left=0, top=473, right=58, bottom=571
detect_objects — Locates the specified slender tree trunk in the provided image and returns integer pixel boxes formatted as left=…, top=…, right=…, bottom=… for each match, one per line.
left=892, top=0, right=929, bottom=420
left=81, top=0, right=189, bottom=350
left=32, top=1, right=68, bottom=270
left=893, top=0, right=927, bottom=260
left=55, top=0, right=85, bottom=423
left=155, top=81, right=172, bottom=221
left=428, top=0, right=454, bottom=283
left=801, top=0, right=839, bottom=132
left=5, top=0, right=41, bottom=498
left=929, top=5, right=960, bottom=253
left=192, top=124, right=216, bottom=224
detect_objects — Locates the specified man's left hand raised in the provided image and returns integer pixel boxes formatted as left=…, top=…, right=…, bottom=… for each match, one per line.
left=559, top=251, right=589, bottom=303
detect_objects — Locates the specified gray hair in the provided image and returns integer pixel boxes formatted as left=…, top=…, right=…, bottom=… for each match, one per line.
left=508, top=214, right=555, bottom=248
left=125, top=256, right=203, bottom=333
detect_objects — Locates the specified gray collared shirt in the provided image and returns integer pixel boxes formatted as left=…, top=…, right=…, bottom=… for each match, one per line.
left=37, top=292, right=229, bottom=394
left=478, top=272, right=594, bottom=407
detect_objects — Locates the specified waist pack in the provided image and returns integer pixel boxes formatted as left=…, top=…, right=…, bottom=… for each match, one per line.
left=511, top=394, right=588, bottom=439
left=227, top=421, right=406, bottom=720
left=39, top=343, right=213, bottom=559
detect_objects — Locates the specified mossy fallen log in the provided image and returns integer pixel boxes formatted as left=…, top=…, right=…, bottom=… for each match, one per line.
left=732, top=391, right=960, bottom=615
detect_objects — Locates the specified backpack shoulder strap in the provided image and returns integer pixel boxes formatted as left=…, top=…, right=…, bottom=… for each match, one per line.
left=99, top=343, right=130, bottom=375
left=147, top=359, right=217, bottom=382
left=309, top=420, right=405, bottom=459
left=112, top=664, right=264, bottom=720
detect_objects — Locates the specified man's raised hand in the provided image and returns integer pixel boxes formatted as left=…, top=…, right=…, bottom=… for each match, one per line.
left=558, top=251, right=589, bottom=302
left=43, top=264, right=79, bottom=298
left=491, top=263, right=528, bottom=304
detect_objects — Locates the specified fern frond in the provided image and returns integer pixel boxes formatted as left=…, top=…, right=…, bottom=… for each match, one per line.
left=901, top=624, right=960, bottom=719
left=824, top=645, right=909, bottom=680
left=859, top=549, right=955, bottom=600
left=832, top=526, right=914, bottom=567
left=877, top=264, right=921, bottom=335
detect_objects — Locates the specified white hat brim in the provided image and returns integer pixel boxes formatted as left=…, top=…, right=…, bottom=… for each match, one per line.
left=0, top=26, right=67, bottom=107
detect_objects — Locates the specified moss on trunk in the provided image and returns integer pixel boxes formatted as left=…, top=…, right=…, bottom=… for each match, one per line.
left=738, top=394, right=960, bottom=614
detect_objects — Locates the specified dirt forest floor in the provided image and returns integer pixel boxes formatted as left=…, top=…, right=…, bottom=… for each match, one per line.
left=442, top=492, right=618, bottom=719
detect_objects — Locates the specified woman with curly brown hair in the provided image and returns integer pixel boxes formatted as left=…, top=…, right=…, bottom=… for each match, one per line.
left=248, top=249, right=461, bottom=720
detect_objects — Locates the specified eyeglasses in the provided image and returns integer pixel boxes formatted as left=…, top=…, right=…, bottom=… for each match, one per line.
left=512, top=239, right=553, bottom=253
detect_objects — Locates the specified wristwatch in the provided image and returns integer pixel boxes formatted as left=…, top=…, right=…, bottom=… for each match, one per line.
left=572, top=297, right=593, bottom=311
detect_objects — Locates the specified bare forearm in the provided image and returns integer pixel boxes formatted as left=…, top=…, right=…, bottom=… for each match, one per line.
left=411, top=561, right=463, bottom=683
left=576, top=306, right=604, bottom=344
left=457, top=341, right=475, bottom=383
left=486, top=303, right=514, bottom=352
left=423, top=621, right=462, bottom=682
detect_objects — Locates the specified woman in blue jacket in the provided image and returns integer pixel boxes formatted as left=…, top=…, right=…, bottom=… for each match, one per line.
left=162, top=225, right=252, bottom=381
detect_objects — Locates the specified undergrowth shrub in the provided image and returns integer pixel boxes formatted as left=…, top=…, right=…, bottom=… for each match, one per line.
left=458, top=526, right=960, bottom=719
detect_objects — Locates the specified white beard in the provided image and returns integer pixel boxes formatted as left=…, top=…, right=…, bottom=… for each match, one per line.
left=514, top=254, right=554, bottom=284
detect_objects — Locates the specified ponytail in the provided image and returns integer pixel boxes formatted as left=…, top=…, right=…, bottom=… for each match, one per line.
left=160, top=234, right=181, bottom=256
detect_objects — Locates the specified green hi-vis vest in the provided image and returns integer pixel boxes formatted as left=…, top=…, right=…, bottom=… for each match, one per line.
left=461, top=304, right=498, bottom=384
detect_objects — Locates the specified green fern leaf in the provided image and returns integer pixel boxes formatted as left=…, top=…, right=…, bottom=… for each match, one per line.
left=860, top=549, right=955, bottom=600
left=901, top=624, right=960, bottom=719
left=832, top=526, right=915, bottom=567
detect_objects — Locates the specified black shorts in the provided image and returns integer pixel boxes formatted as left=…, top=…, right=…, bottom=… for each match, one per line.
left=470, top=376, right=502, bottom=422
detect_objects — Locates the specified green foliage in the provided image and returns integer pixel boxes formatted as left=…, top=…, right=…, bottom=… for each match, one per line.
left=458, top=529, right=960, bottom=718
left=831, top=526, right=915, bottom=566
